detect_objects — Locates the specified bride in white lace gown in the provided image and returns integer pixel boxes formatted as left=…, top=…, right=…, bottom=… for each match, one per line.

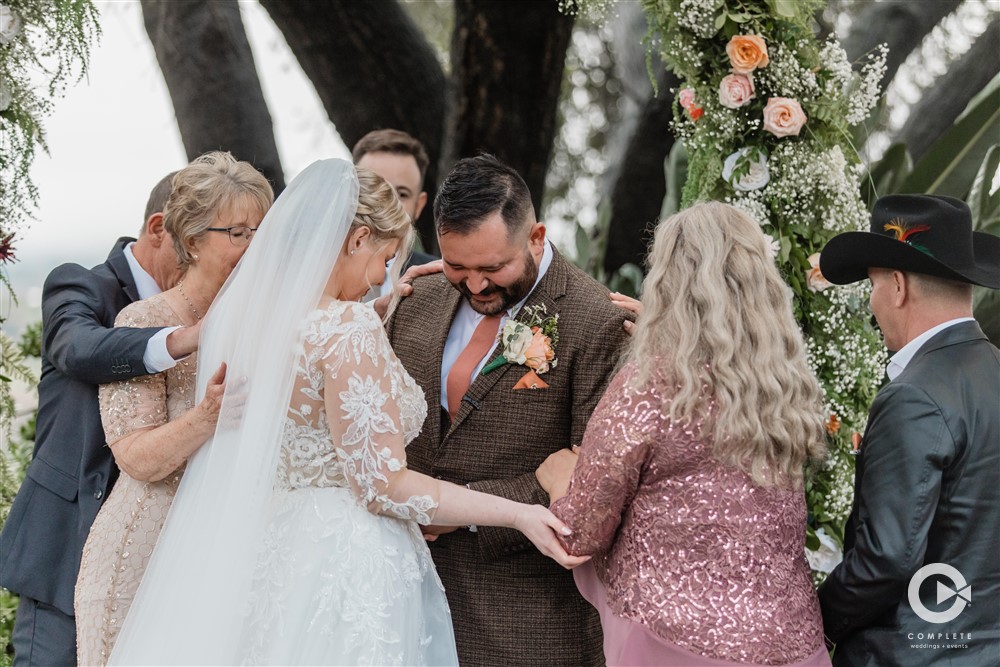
left=108, top=159, right=583, bottom=666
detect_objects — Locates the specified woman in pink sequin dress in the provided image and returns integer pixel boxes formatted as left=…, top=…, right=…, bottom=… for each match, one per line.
left=547, top=202, right=832, bottom=666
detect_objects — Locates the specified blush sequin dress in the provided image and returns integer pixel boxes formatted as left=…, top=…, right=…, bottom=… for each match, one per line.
left=551, top=362, right=831, bottom=667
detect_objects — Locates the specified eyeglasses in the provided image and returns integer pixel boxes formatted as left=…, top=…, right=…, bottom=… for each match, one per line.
left=206, top=225, right=259, bottom=247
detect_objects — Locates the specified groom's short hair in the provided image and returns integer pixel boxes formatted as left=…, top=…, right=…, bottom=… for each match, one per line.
left=434, top=154, right=535, bottom=236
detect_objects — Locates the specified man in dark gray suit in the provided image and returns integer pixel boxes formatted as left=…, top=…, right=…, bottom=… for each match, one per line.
left=818, top=194, right=1000, bottom=666
left=0, top=173, right=200, bottom=665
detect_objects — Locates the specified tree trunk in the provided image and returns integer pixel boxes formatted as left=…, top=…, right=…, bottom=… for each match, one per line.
left=443, top=0, right=574, bottom=217
left=140, top=0, right=285, bottom=191
left=259, top=0, right=446, bottom=249
left=895, top=16, right=1000, bottom=162
left=603, top=71, right=679, bottom=276
left=842, top=0, right=962, bottom=89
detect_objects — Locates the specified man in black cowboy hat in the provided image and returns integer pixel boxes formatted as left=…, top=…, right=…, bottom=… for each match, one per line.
left=817, top=194, right=1000, bottom=666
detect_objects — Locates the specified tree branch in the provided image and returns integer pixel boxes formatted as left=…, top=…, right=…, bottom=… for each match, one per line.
left=140, top=0, right=284, bottom=191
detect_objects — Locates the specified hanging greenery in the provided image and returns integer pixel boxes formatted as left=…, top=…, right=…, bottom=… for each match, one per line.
left=0, top=0, right=100, bottom=254
left=572, top=0, right=887, bottom=580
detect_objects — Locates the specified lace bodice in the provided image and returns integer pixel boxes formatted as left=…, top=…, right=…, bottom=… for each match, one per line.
left=278, top=300, right=437, bottom=523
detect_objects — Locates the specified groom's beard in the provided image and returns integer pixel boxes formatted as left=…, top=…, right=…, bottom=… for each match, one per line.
left=455, top=251, right=539, bottom=316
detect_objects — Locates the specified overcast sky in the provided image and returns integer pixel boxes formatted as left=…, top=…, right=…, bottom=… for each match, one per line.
left=4, top=1, right=348, bottom=330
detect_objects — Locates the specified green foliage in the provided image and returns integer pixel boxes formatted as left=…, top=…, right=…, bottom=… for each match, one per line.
left=0, top=0, right=101, bottom=238
left=900, top=74, right=1000, bottom=199
left=0, top=325, right=39, bottom=663
left=969, top=145, right=1000, bottom=346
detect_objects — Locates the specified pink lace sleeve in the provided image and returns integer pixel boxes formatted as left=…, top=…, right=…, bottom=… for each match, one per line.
left=98, top=304, right=169, bottom=444
left=550, top=363, right=656, bottom=555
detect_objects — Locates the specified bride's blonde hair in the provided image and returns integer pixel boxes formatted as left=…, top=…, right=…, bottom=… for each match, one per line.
left=353, top=167, right=415, bottom=319
left=627, top=201, right=826, bottom=487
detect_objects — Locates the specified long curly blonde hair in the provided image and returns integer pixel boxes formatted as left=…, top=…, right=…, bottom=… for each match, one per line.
left=627, top=201, right=826, bottom=487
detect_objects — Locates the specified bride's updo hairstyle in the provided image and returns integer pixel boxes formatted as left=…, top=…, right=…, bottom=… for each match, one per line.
left=353, top=167, right=416, bottom=317
left=627, top=201, right=826, bottom=487
left=164, top=151, right=274, bottom=268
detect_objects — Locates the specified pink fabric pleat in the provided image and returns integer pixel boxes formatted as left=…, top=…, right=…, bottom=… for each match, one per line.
left=574, top=563, right=832, bottom=667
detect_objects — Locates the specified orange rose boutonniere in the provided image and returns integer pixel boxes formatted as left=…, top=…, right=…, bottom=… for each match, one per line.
left=480, top=305, right=559, bottom=390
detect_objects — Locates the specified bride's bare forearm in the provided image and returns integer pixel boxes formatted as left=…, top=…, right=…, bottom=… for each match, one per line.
left=431, top=480, right=520, bottom=528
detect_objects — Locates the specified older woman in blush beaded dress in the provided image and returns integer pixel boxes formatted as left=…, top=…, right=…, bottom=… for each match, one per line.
left=74, top=152, right=273, bottom=665
left=544, top=202, right=832, bottom=666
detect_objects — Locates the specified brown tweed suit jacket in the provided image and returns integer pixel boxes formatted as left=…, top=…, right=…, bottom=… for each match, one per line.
left=388, top=249, right=629, bottom=667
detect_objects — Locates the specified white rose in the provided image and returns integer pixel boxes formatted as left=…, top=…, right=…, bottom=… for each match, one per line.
left=500, top=321, right=532, bottom=365
left=0, top=5, right=22, bottom=46
left=722, top=148, right=769, bottom=191
left=805, top=527, right=843, bottom=574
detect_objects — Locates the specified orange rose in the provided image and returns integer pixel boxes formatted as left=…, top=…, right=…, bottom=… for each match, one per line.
left=523, top=330, right=555, bottom=374
left=678, top=87, right=704, bottom=122
left=726, top=34, right=769, bottom=74
left=826, top=413, right=840, bottom=435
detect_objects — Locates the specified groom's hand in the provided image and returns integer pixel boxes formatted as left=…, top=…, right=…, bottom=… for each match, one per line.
left=422, top=524, right=459, bottom=542
left=535, top=448, right=578, bottom=503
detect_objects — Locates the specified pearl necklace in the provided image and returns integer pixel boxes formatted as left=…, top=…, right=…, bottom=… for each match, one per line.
left=176, top=281, right=203, bottom=321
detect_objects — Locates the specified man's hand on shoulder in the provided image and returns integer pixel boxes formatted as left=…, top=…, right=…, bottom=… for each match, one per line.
left=373, top=259, right=444, bottom=318
left=166, top=319, right=202, bottom=360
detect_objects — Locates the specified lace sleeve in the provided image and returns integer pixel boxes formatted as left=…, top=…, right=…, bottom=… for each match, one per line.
left=323, top=303, right=440, bottom=524
left=98, top=305, right=169, bottom=444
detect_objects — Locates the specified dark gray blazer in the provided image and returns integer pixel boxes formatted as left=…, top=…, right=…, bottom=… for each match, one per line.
left=0, top=238, right=162, bottom=616
left=819, top=321, right=1000, bottom=666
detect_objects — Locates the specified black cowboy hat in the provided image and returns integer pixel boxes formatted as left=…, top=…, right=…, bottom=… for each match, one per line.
left=820, top=194, right=1000, bottom=288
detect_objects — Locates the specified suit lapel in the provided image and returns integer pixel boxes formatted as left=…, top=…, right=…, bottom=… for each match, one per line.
left=106, top=237, right=141, bottom=303
left=426, top=279, right=463, bottom=444
left=445, top=249, right=570, bottom=437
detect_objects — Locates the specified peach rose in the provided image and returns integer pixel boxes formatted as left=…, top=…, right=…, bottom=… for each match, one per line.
left=763, top=97, right=807, bottom=137
left=726, top=34, right=769, bottom=74
left=523, top=328, right=556, bottom=374
left=806, top=253, right=832, bottom=292
left=718, top=73, right=755, bottom=109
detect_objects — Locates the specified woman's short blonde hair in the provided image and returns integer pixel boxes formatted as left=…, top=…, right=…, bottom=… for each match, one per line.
left=163, top=151, right=274, bottom=266
left=627, top=201, right=826, bottom=487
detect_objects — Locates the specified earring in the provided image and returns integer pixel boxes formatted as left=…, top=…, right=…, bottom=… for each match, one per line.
left=350, top=250, right=356, bottom=256
left=191, top=253, right=199, bottom=261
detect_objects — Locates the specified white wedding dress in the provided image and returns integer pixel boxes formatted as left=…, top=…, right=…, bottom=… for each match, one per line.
left=110, top=159, right=457, bottom=666
left=237, top=299, right=456, bottom=665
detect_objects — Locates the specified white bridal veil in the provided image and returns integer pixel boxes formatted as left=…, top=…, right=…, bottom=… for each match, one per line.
left=110, top=159, right=359, bottom=664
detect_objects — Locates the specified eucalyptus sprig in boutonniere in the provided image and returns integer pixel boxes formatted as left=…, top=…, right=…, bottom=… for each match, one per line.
left=480, top=304, right=558, bottom=389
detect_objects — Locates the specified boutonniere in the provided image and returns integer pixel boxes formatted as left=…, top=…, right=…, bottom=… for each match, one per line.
left=480, top=304, right=558, bottom=390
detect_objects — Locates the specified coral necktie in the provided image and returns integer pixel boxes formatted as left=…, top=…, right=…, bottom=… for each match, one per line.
left=446, top=314, right=502, bottom=420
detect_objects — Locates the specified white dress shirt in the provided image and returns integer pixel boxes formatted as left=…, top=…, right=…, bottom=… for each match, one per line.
left=440, top=240, right=554, bottom=411
left=124, top=242, right=180, bottom=374
left=885, top=317, right=975, bottom=381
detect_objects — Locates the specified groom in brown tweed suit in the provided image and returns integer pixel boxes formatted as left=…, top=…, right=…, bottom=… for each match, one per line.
left=387, top=155, right=629, bottom=666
